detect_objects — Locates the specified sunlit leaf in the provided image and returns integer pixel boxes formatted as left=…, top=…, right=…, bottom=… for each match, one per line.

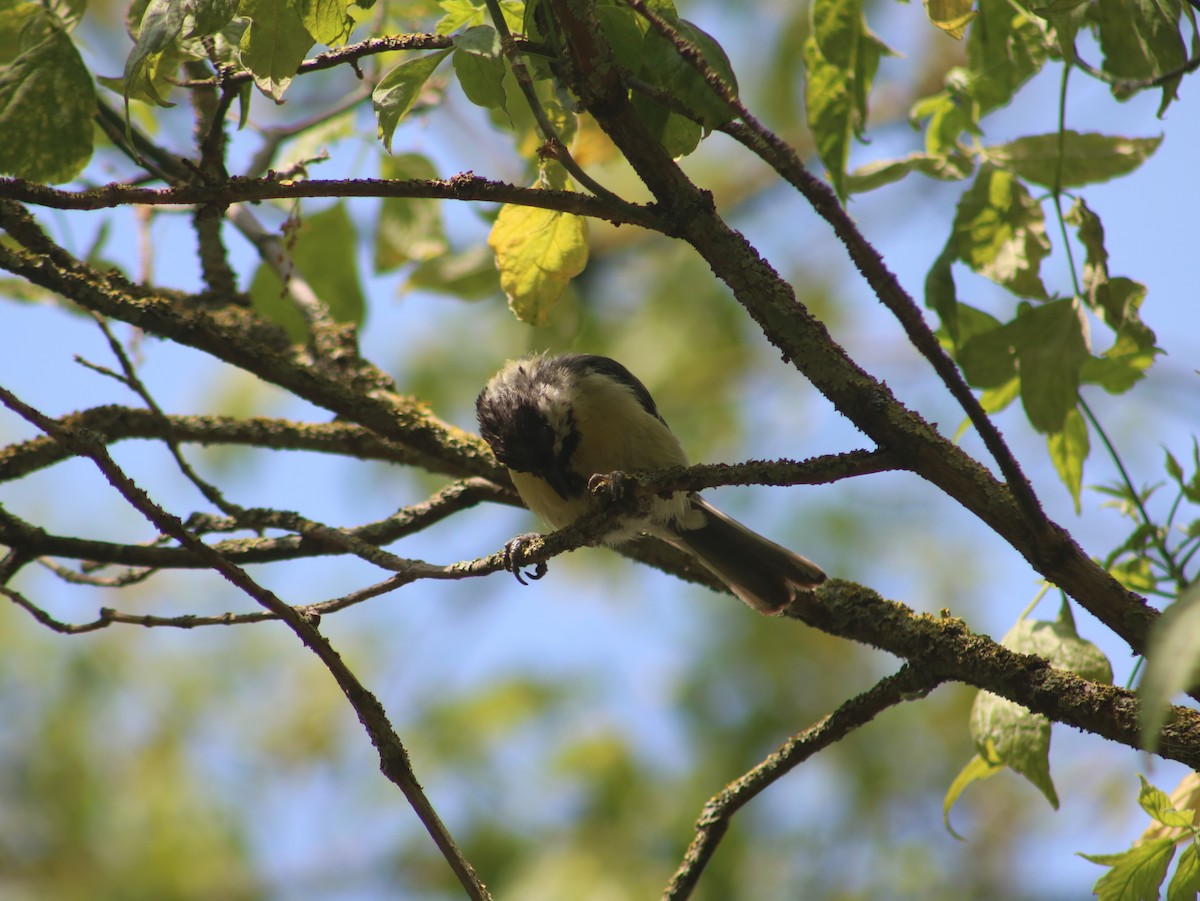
left=1168, top=842, right=1200, bottom=901
left=1081, top=838, right=1176, bottom=901
left=452, top=26, right=507, bottom=111
left=965, top=3, right=1047, bottom=114
left=952, top=166, right=1050, bottom=299
left=373, top=49, right=452, bottom=152
left=488, top=194, right=588, bottom=325
left=302, top=0, right=354, bottom=47
left=1096, top=0, right=1187, bottom=114
left=923, top=0, right=974, bottom=39
left=804, top=0, right=893, bottom=200
left=943, top=753, right=1002, bottom=841
left=1138, top=775, right=1197, bottom=829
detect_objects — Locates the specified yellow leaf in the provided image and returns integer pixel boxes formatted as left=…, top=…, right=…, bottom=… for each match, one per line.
left=488, top=204, right=588, bottom=325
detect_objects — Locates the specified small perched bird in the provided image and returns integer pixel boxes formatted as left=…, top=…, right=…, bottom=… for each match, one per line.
left=475, top=353, right=825, bottom=614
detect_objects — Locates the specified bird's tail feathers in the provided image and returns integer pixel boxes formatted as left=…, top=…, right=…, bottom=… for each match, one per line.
left=668, top=496, right=825, bottom=615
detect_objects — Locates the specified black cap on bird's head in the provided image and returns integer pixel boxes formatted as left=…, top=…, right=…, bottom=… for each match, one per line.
left=476, top=357, right=584, bottom=499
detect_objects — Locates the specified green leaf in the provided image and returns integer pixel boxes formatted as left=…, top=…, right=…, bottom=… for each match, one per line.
left=986, top=131, right=1162, bottom=189
left=979, top=376, right=1020, bottom=414
left=1139, top=581, right=1200, bottom=752
left=924, top=239, right=959, bottom=339
left=0, top=27, right=95, bottom=183
left=942, top=753, right=1002, bottom=840
left=969, top=693, right=1058, bottom=809
left=1082, top=838, right=1176, bottom=901
left=594, top=2, right=645, bottom=73
left=633, top=16, right=739, bottom=151
left=804, top=0, right=894, bottom=200
left=1168, top=841, right=1200, bottom=901
left=955, top=310, right=1016, bottom=389
left=910, top=86, right=977, bottom=155
left=373, top=49, right=452, bottom=152
left=965, top=2, right=1047, bottom=115
left=239, top=0, right=316, bottom=100
left=1047, top=406, right=1089, bottom=513
left=952, top=166, right=1050, bottom=299
left=924, top=0, right=974, bottom=39
left=405, top=245, right=499, bottom=300
left=1065, top=196, right=1108, bottom=306
left=452, top=26, right=507, bottom=112
left=1010, top=299, right=1089, bottom=434
left=488, top=192, right=589, bottom=325
left=301, top=0, right=354, bottom=47
left=436, top=0, right=523, bottom=34
left=120, top=0, right=238, bottom=107
left=250, top=202, right=365, bottom=338
left=1138, top=775, right=1197, bottom=829
left=970, top=613, right=1112, bottom=810
left=1096, top=0, right=1187, bottom=115
left=374, top=153, right=449, bottom=272
left=846, top=150, right=972, bottom=193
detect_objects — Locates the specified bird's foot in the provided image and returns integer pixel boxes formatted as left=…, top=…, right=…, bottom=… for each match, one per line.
left=502, top=532, right=548, bottom=585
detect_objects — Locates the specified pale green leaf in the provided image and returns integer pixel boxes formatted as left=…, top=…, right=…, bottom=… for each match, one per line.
left=942, top=753, right=1002, bottom=841
left=969, top=692, right=1058, bottom=809
left=239, top=0, right=315, bottom=100
left=1140, top=581, right=1200, bottom=752
left=1047, top=407, right=1089, bottom=513
left=374, top=153, right=449, bottom=271
left=952, top=166, right=1050, bottom=299
left=0, top=28, right=94, bottom=183
left=301, top=0, right=354, bottom=47
left=1167, top=841, right=1200, bottom=901
left=986, top=131, right=1163, bottom=190
left=1138, top=775, right=1198, bottom=829
left=924, top=0, right=974, bottom=39
left=1081, top=838, right=1176, bottom=901
left=488, top=201, right=589, bottom=325
left=372, top=49, right=452, bottom=152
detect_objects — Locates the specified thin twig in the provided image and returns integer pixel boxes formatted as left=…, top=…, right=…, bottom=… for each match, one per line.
left=0, top=384, right=492, bottom=901
left=662, top=665, right=941, bottom=901
left=482, top=0, right=631, bottom=208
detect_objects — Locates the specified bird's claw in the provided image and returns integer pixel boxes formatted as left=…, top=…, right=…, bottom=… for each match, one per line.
left=588, top=470, right=635, bottom=507
left=503, top=533, right=548, bottom=585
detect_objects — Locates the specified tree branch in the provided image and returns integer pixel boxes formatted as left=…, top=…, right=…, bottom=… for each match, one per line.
left=0, top=383, right=492, bottom=901
left=0, top=173, right=662, bottom=228
left=544, top=0, right=1158, bottom=659
left=663, top=664, right=942, bottom=901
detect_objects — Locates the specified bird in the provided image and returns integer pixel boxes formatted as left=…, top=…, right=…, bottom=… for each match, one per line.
left=475, top=352, right=826, bottom=615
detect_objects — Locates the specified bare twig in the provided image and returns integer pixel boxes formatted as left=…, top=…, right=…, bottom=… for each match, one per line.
left=663, top=665, right=941, bottom=901
left=0, top=383, right=492, bottom=901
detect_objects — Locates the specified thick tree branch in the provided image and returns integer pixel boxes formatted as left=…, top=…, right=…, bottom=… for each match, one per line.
left=545, top=0, right=1157, bottom=659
